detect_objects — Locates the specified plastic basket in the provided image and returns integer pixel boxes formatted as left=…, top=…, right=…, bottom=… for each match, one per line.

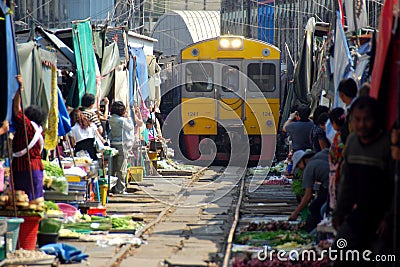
left=127, top=166, right=144, bottom=182
left=87, top=207, right=107, bottom=216
left=57, top=203, right=78, bottom=217
left=18, top=216, right=41, bottom=250
left=0, top=217, right=24, bottom=252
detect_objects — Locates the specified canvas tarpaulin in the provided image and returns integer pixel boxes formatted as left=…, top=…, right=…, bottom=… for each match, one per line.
left=333, top=11, right=354, bottom=108
left=370, top=0, right=398, bottom=131
left=17, top=42, right=48, bottom=114
left=0, top=2, right=19, bottom=122
left=72, top=20, right=97, bottom=105
left=99, top=42, right=120, bottom=99
left=115, top=65, right=130, bottom=109
left=147, top=55, right=161, bottom=105
left=39, top=48, right=59, bottom=150
left=58, top=88, right=71, bottom=136
left=293, top=18, right=315, bottom=105
left=129, top=46, right=149, bottom=103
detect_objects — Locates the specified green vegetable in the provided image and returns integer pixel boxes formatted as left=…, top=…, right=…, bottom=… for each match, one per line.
left=44, top=201, right=59, bottom=211
left=291, top=179, right=305, bottom=197
left=42, top=160, right=64, bottom=177
left=63, top=221, right=111, bottom=231
left=235, top=230, right=313, bottom=246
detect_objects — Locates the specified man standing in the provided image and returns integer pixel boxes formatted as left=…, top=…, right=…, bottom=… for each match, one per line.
left=288, top=148, right=330, bottom=232
left=283, top=104, right=313, bottom=152
left=333, top=97, right=392, bottom=259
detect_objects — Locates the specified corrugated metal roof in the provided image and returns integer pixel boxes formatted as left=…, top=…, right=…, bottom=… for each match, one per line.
left=151, top=10, right=220, bottom=56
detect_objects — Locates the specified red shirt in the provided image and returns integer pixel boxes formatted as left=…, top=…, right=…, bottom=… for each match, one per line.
left=12, top=111, right=44, bottom=172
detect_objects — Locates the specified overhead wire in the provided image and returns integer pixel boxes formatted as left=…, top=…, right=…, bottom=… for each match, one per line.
left=18, top=0, right=53, bottom=21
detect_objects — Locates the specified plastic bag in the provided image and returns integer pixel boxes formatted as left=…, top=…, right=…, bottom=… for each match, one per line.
left=44, top=175, right=69, bottom=195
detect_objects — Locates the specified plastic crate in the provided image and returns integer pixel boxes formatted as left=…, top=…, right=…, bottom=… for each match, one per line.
left=127, top=167, right=144, bottom=182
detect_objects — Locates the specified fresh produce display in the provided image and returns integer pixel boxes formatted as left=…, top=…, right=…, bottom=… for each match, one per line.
left=42, top=160, right=64, bottom=177
left=62, top=221, right=112, bottom=231
left=235, top=230, right=313, bottom=247
left=43, top=175, right=69, bottom=194
left=43, top=201, right=59, bottom=211
left=247, top=167, right=270, bottom=176
left=263, top=176, right=291, bottom=185
left=232, top=255, right=331, bottom=267
left=0, top=190, right=44, bottom=211
left=62, top=215, right=145, bottom=233
left=243, top=221, right=304, bottom=232
left=268, top=161, right=287, bottom=175
left=111, top=216, right=145, bottom=230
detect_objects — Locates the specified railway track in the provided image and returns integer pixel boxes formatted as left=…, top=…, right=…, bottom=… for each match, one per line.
left=224, top=172, right=299, bottom=266
left=60, top=166, right=297, bottom=267
left=110, top=166, right=246, bottom=267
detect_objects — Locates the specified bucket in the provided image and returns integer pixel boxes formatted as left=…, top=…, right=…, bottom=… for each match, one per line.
left=100, top=184, right=108, bottom=206
left=127, top=166, right=144, bottom=182
left=37, top=232, right=59, bottom=248
left=0, top=217, right=24, bottom=252
left=18, top=216, right=41, bottom=250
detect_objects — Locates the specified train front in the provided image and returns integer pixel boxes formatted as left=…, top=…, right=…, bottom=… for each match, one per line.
left=179, top=36, right=280, bottom=166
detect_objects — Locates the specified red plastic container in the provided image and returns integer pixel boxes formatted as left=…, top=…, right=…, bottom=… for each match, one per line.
left=87, top=208, right=107, bottom=216
left=18, top=216, right=41, bottom=250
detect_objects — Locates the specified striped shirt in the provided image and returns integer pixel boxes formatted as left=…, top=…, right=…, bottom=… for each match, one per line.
left=80, top=108, right=102, bottom=129
left=12, top=111, right=44, bottom=172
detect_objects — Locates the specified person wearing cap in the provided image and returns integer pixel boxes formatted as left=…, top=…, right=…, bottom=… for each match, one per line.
left=288, top=148, right=330, bottom=232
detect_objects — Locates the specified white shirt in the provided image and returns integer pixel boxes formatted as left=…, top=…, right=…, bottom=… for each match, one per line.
left=69, top=123, right=97, bottom=143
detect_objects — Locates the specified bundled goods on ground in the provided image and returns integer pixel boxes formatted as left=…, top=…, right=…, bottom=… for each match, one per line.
left=232, top=254, right=331, bottom=267
left=60, top=215, right=145, bottom=234
left=243, top=221, right=304, bottom=232
left=263, top=176, right=291, bottom=185
left=235, top=230, right=313, bottom=247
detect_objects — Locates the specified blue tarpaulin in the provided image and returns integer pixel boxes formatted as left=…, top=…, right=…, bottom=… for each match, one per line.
left=129, top=47, right=149, bottom=103
left=57, top=88, right=71, bottom=136
left=0, top=2, right=19, bottom=123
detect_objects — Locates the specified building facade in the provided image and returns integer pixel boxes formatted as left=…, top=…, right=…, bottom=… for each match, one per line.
left=221, top=0, right=383, bottom=61
left=13, top=0, right=114, bottom=30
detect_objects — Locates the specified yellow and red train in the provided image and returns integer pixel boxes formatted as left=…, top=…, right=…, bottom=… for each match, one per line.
left=177, top=35, right=281, bottom=164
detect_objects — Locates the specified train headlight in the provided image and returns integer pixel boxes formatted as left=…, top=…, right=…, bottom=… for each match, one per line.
left=266, top=120, right=274, bottom=127
left=219, top=38, right=230, bottom=49
left=231, top=38, right=243, bottom=49
left=218, top=36, right=244, bottom=50
left=188, top=120, right=195, bottom=126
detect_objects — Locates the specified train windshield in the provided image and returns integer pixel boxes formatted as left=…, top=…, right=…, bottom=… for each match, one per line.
left=247, top=63, right=276, bottom=92
left=222, top=65, right=240, bottom=92
left=185, top=63, right=213, bottom=92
